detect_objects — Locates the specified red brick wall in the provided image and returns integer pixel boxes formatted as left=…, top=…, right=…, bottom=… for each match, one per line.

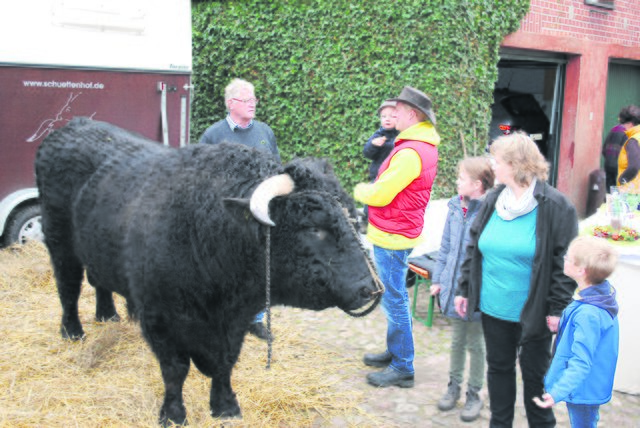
left=523, top=0, right=640, bottom=47
left=501, top=1, right=640, bottom=216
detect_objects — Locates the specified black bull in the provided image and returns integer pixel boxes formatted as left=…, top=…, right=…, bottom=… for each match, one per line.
left=35, top=118, right=379, bottom=425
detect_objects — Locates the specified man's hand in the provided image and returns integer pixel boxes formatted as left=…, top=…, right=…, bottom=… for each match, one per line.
left=430, top=283, right=441, bottom=296
left=454, top=296, right=467, bottom=318
left=533, top=393, right=555, bottom=408
left=371, top=136, right=387, bottom=147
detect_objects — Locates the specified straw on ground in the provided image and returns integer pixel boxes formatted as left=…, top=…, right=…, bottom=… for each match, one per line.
left=0, top=242, right=379, bottom=427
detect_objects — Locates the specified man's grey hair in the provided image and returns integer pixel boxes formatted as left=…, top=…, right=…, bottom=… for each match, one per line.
left=224, top=78, right=254, bottom=106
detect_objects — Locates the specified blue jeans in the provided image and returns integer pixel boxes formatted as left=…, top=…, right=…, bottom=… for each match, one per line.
left=566, top=403, right=600, bottom=428
left=374, top=246, right=414, bottom=374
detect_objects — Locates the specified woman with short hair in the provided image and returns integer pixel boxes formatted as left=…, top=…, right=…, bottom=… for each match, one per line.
left=455, top=132, right=578, bottom=427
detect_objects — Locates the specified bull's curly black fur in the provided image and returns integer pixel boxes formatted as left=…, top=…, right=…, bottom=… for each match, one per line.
left=35, top=118, right=376, bottom=426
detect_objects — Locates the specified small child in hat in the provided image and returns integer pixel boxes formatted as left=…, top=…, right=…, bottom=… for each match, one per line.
left=363, top=99, right=399, bottom=182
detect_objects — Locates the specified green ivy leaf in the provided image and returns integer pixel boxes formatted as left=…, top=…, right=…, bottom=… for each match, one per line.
left=191, top=0, right=530, bottom=198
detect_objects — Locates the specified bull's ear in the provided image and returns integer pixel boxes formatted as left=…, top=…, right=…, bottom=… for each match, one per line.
left=222, top=198, right=253, bottom=223
left=223, top=197, right=250, bottom=208
left=283, top=157, right=337, bottom=191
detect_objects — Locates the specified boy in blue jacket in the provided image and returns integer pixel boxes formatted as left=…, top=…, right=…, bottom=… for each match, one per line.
left=533, top=236, right=619, bottom=428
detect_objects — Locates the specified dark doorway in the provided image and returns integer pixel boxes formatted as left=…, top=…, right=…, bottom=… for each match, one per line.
left=491, top=53, right=566, bottom=186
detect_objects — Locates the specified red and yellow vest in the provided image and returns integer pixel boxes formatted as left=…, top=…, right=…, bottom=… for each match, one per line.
left=368, top=139, right=438, bottom=240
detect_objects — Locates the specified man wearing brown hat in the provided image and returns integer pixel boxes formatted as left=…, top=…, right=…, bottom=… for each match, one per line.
left=354, top=86, right=440, bottom=388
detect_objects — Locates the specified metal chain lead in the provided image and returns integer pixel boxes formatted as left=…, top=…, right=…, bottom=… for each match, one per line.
left=265, top=225, right=272, bottom=369
left=261, top=190, right=385, bottom=368
left=342, top=204, right=385, bottom=317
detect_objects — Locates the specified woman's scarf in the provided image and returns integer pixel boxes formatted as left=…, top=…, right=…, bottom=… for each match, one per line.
left=495, top=179, right=538, bottom=221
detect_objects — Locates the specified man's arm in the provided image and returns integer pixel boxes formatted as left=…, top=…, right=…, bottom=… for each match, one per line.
left=354, top=149, right=421, bottom=207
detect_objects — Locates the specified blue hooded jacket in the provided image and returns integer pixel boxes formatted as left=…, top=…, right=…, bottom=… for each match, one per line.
left=544, top=280, right=619, bottom=405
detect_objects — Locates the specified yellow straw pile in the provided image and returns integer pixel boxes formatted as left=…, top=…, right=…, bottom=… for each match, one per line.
left=0, top=242, right=377, bottom=427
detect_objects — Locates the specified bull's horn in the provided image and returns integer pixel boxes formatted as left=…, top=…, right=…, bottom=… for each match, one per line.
left=249, top=174, right=295, bottom=226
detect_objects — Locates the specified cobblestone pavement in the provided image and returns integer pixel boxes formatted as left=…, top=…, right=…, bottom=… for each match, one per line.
left=278, top=292, right=640, bottom=428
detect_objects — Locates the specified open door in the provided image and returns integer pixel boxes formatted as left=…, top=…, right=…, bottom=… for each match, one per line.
left=491, top=50, right=567, bottom=186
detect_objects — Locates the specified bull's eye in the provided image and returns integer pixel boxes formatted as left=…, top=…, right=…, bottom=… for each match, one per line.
left=310, top=227, right=328, bottom=241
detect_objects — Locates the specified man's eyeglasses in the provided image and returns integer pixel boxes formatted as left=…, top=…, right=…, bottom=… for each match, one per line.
left=232, top=97, right=259, bottom=105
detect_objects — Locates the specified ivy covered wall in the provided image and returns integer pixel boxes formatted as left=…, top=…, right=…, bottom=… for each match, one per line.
left=191, top=0, right=530, bottom=198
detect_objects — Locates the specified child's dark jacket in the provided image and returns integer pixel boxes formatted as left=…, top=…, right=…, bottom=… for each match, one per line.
left=363, top=127, right=399, bottom=181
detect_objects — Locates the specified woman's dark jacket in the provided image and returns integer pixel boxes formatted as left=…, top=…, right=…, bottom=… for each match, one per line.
left=456, top=181, right=578, bottom=344
left=363, top=127, right=399, bottom=181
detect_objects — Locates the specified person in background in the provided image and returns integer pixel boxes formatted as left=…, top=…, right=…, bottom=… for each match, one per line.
left=199, top=78, right=280, bottom=162
left=431, top=157, right=494, bottom=422
left=455, top=132, right=578, bottom=427
left=363, top=99, right=399, bottom=181
left=355, top=86, right=440, bottom=388
left=616, top=105, right=640, bottom=192
left=601, top=118, right=627, bottom=192
left=534, top=236, right=619, bottom=428
left=199, top=78, right=279, bottom=340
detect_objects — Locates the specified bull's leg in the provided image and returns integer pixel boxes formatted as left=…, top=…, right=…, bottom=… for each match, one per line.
left=209, top=369, right=241, bottom=419
left=158, top=352, right=190, bottom=427
left=191, top=351, right=242, bottom=418
left=88, top=271, right=120, bottom=322
left=140, top=309, right=190, bottom=426
left=94, top=286, right=120, bottom=322
left=50, top=251, right=85, bottom=340
left=95, top=287, right=120, bottom=321
left=191, top=327, right=244, bottom=419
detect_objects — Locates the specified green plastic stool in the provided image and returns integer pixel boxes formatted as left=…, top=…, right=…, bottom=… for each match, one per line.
left=409, top=263, right=435, bottom=328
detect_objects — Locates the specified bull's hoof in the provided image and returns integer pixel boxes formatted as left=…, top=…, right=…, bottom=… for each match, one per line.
left=60, top=324, right=85, bottom=341
left=210, top=409, right=242, bottom=419
left=159, top=405, right=187, bottom=427
left=95, top=313, right=121, bottom=323
left=210, top=402, right=242, bottom=419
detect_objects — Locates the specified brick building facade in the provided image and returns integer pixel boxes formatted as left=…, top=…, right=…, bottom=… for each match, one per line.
left=500, top=0, right=640, bottom=216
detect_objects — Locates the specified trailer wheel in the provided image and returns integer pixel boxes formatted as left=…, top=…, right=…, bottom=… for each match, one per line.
left=4, top=205, right=43, bottom=246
